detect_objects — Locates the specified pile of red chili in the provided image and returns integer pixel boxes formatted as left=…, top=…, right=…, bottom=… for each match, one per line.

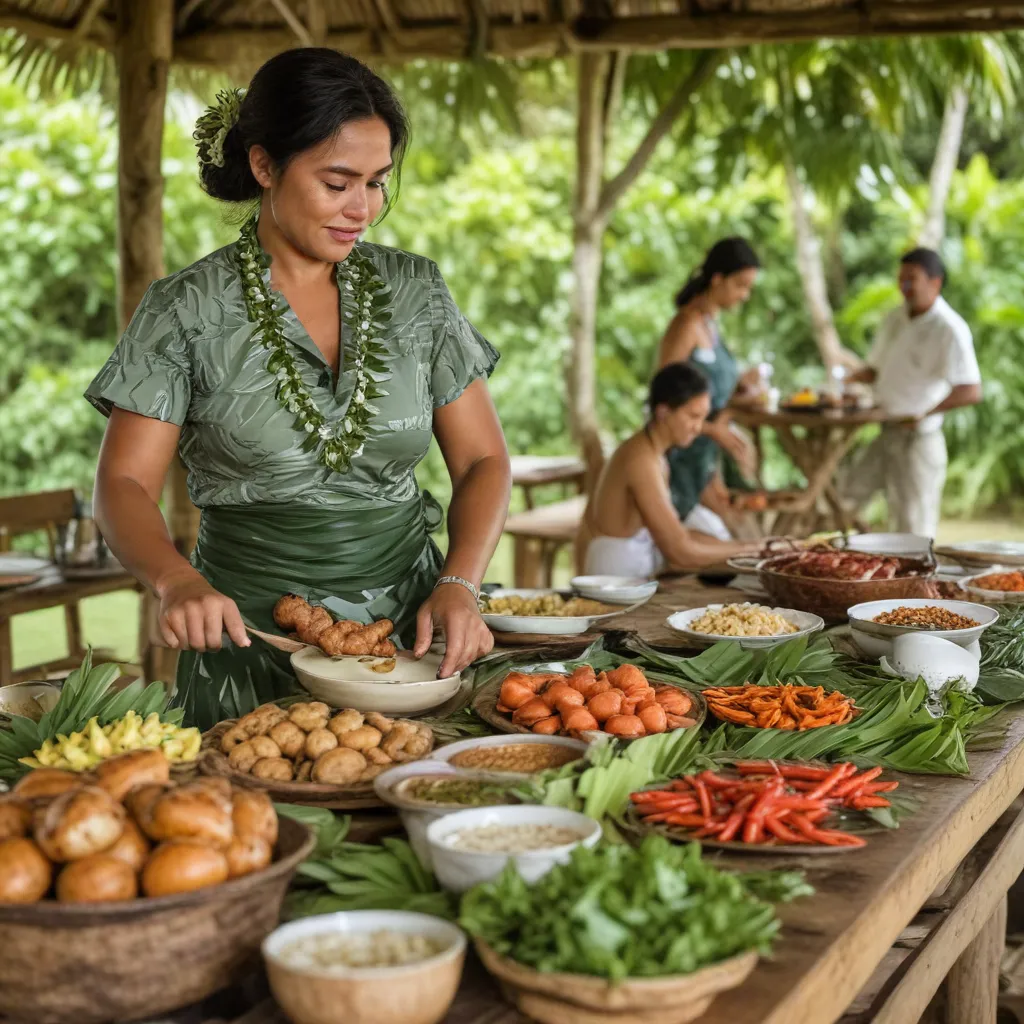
left=629, top=761, right=899, bottom=848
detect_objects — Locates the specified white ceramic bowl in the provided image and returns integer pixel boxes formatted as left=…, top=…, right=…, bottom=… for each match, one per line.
left=289, top=649, right=461, bottom=714
left=262, top=910, right=466, bottom=1024
left=373, top=761, right=520, bottom=870
left=847, top=598, right=998, bottom=646
left=851, top=627, right=981, bottom=662
left=845, top=533, right=933, bottom=559
left=881, top=633, right=981, bottom=692
left=958, top=568, right=1024, bottom=605
left=426, top=805, right=601, bottom=894
left=570, top=575, right=659, bottom=605
left=426, top=733, right=588, bottom=775
left=480, top=588, right=647, bottom=635
left=665, top=604, right=824, bottom=649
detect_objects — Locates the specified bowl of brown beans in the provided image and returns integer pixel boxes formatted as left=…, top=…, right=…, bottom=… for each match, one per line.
left=847, top=598, right=999, bottom=648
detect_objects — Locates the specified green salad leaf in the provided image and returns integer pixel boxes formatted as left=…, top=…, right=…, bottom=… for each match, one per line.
left=459, top=836, right=810, bottom=981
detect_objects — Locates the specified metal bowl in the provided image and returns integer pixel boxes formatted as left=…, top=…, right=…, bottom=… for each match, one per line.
left=0, top=681, right=62, bottom=724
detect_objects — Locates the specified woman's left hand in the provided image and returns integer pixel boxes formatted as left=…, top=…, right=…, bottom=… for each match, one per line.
left=413, top=583, right=494, bottom=678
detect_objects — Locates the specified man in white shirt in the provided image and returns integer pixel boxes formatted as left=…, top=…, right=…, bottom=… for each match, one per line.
left=845, top=249, right=982, bottom=538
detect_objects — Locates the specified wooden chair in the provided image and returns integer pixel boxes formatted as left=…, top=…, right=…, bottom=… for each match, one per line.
left=502, top=495, right=587, bottom=588
left=0, top=489, right=143, bottom=684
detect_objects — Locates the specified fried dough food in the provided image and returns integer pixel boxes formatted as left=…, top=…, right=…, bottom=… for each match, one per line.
left=496, top=664, right=698, bottom=739
left=272, top=595, right=397, bottom=657
left=217, top=703, right=434, bottom=785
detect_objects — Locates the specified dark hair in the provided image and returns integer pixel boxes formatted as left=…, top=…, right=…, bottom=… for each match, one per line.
left=900, top=247, right=946, bottom=285
left=648, top=362, right=710, bottom=415
left=675, top=237, right=761, bottom=308
left=200, top=48, right=409, bottom=217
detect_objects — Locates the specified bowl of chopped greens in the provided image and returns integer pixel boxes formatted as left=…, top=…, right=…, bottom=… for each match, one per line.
left=459, top=836, right=811, bottom=1023
left=374, top=762, right=525, bottom=869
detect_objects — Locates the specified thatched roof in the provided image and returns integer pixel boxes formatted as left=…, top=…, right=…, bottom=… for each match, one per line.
left=3, top=0, right=1024, bottom=66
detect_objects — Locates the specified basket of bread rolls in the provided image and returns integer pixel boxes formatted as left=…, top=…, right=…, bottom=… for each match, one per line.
left=200, top=702, right=435, bottom=809
left=0, top=750, right=314, bottom=1024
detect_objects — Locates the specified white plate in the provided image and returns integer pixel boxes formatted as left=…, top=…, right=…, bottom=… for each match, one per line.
left=570, top=575, right=659, bottom=605
left=847, top=598, right=998, bottom=646
left=0, top=555, right=50, bottom=573
left=480, top=588, right=649, bottom=635
left=666, top=604, right=825, bottom=649
left=958, top=567, right=1024, bottom=605
left=845, top=533, right=933, bottom=558
left=289, top=648, right=461, bottom=714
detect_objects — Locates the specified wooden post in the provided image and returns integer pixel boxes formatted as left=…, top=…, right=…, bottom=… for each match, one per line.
left=115, top=0, right=179, bottom=683
left=946, top=894, right=1007, bottom=1024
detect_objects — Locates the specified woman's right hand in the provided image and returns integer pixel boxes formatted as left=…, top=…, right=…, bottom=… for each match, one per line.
left=155, top=568, right=250, bottom=652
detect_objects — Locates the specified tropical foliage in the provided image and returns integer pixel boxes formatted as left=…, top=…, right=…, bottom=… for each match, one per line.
left=1, top=44, right=1023, bottom=513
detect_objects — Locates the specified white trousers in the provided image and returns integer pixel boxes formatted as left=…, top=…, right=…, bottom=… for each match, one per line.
left=844, top=427, right=947, bottom=538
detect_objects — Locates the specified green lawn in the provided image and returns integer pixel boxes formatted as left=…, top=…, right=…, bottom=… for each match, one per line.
left=11, top=518, right=1022, bottom=673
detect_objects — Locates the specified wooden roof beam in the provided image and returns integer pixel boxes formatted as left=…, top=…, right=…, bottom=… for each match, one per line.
left=72, top=0, right=107, bottom=39
left=266, top=0, right=313, bottom=45
left=0, top=10, right=114, bottom=47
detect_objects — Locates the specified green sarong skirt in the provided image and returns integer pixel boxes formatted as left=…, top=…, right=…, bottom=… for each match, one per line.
left=172, top=495, right=443, bottom=730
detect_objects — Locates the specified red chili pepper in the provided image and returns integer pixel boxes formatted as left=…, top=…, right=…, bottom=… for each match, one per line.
left=694, top=778, right=713, bottom=821
left=698, top=771, right=736, bottom=790
left=851, top=795, right=891, bottom=810
left=717, top=794, right=755, bottom=842
left=663, top=812, right=707, bottom=828
left=737, top=762, right=830, bottom=780
left=805, top=762, right=856, bottom=801
left=764, top=815, right=803, bottom=843
left=771, top=796, right=830, bottom=812
left=832, top=766, right=884, bottom=798
left=864, top=780, right=900, bottom=794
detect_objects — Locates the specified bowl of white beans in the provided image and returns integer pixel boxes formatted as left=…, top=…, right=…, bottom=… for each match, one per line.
left=262, top=909, right=466, bottom=1024
left=425, top=804, right=601, bottom=894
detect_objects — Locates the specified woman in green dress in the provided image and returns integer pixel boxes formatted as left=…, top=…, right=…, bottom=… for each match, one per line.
left=656, top=238, right=762, bottom=540
left=86, top=49, right=511, bottom=730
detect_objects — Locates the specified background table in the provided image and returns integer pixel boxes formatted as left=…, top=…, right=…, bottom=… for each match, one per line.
left=508, top=455, right=586, bottom=510
left=731, top=407, right=892, bottom=535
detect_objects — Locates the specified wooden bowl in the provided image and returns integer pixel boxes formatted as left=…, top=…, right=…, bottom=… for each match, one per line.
left=476, top=939, right=757, bottom=1024
left=200, top=721, right=389, bottom=810
left=0, top=816, right=315, bottom=1024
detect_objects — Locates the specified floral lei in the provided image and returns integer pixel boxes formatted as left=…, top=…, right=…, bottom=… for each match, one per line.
left=234, top=217, right=393, bottom=473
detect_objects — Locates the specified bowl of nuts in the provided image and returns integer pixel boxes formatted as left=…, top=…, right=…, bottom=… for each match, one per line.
left=847, top=599, right=999, bottom=656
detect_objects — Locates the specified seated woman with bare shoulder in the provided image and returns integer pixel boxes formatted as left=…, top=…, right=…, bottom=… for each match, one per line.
left=577, top=364, right=761, bottom=578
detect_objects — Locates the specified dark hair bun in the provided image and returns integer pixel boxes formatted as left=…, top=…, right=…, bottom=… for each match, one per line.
left=675, top=236, right=760, bottom=307
left=199, top=124, right=260, bottom=203
left=197, top=48, right=408, bottom=213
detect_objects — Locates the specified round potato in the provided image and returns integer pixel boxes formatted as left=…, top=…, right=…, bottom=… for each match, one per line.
left=268, top=720, right=306, bottom=759
left=304, top=727, right=338, bottom=760
left=311, top=748, right=366, bottom=785
left=339, top=725, right=382, bottom=752
left=228, top=740, right=260, bottom=774
left=251, top=758, right=294, bottom=782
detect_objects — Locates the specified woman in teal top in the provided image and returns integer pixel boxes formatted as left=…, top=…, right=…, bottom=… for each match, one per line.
left=656, top=238, right=761, bottom=538
left=86, top=49, right=511, bottom=730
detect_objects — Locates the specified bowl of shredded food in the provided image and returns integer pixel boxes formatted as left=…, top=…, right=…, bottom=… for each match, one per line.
left=666, top=603, right=824, bottom=649
left=263, top=910, right=466, bottom=1024
left=959, top=569, right=1024, bottom=604
left=480, top=588, right=648, bottom=635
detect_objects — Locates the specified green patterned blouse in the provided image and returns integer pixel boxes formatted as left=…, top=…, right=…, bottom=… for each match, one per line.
left=85, top=238, right=499, bottom=509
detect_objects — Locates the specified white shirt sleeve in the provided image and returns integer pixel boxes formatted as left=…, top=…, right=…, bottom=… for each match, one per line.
left=943, top=321, right=981, bottom=387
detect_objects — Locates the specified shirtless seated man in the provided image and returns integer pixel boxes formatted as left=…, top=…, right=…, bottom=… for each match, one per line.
left=577, top=363, right=762, bottom=578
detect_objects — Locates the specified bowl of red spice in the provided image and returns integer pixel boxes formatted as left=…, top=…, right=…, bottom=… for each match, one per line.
left=958, top=569, right=1024, bottom=605
left=848, top=598, right=999, bottom=647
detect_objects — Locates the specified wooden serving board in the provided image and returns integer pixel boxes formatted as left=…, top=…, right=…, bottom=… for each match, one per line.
left=199, top=721, right=386, bottom=810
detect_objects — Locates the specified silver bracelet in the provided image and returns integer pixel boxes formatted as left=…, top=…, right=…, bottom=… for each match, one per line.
left=434, top=575, right=479, bottom=600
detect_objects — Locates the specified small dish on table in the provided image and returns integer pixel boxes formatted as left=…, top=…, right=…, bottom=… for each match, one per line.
left=263, top=909, right=467, bottom=1024
left=847, top=597, right=997, bottom=660
left=666, top=603, right=824, bottom=650
left=480, top=587, right=649, bottom=637
left=569, top=575, right=658, bottom=605
left=957, top=567, right=1024, bottom=605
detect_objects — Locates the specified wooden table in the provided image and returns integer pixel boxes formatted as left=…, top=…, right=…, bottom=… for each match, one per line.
left=0, top=562, right=143, bottom=684
left=509, top=455, right=586, bottom=510
left=110, top=576, right=1024, bottom=1024
left=731, top=407, right=891, bottom=535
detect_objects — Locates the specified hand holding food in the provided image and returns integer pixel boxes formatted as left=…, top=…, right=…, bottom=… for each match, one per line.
left=0, top=750, right=280, bottom=904
left=156, top=567, right=250, bottom=652
left=273, top=595, right=397, bottom=657
left=414, top=580, right=494, bottom=679
left=216, top=703, right=434, bottom=785
left=496, top=664, right=697, bottom=739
